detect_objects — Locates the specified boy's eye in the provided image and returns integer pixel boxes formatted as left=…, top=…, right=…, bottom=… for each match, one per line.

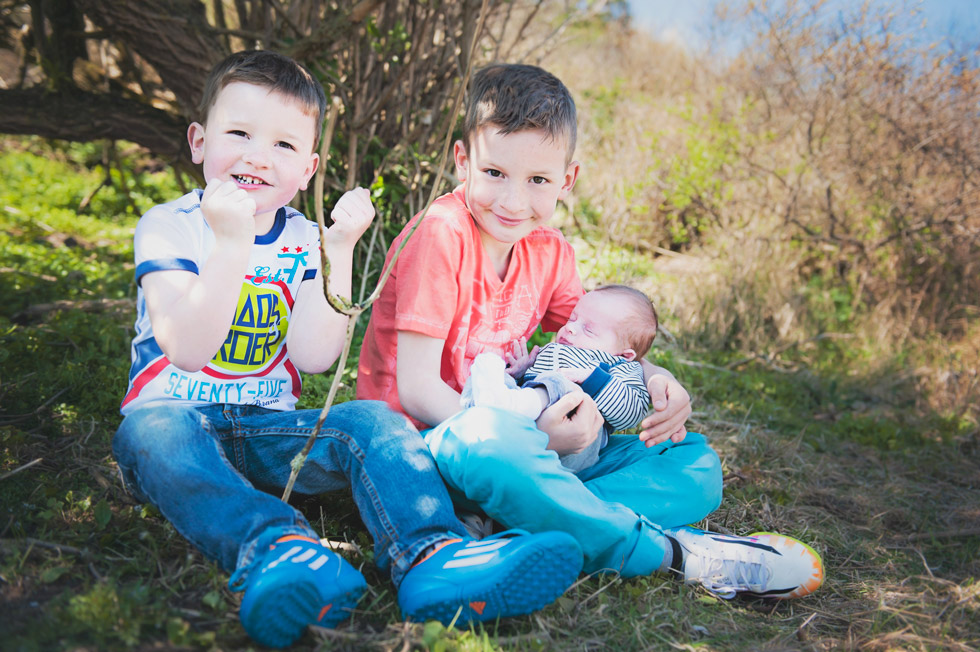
left=486, top=169, right=502, bottom=178
left=229, top=130, right=248, bottom=137
left=531, top=176, right=548, bottom=185
left=277, top=141, right=296, bottom=151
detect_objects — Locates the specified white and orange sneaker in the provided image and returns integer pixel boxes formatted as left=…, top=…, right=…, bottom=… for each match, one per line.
left=669, top=527, right=824, bottom=599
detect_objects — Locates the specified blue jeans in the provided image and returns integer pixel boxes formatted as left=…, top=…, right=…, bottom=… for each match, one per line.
left=424, top=407, right=722, bottom=577
left=113, top=401, right=465, bottom=587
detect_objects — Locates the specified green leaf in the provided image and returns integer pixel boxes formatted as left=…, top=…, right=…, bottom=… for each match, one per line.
left=202, top=589, right=222, bottom=610
left=421, top=620, right=445, bottom=646
left=94, top=499, right=112, bottom=529
left=40, top=566, right=70, bottom=583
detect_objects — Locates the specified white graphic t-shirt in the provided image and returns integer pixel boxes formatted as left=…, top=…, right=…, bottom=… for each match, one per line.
left=121, top=190, right=320, bottom=414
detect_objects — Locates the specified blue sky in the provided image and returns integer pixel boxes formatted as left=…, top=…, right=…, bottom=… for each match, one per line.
left=628, top=0, right=979, bottom=55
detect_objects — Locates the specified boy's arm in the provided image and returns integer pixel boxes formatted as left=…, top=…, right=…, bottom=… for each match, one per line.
left=142, top=179, right=255, bottom=371
left=397, top=330, right=602, bottom=455
left=535, top=392, right=604, bottom=455
left=396, top=331, right=465, bottom=427
left=579, top=363, right=650, bottom=432
left=638, top=359, right=692, bottom=446
left=288, top=188, right=374, bottom=373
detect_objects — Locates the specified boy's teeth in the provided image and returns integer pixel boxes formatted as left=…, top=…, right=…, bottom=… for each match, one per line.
left=235, top=175, right=262, bottom=185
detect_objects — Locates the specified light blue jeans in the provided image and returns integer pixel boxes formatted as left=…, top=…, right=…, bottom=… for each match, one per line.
left=424, top=407, right=722, bottom=577
left=113, top=401, right=465, bottom=588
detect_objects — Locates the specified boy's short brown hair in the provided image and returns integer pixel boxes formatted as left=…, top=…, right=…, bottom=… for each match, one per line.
left=463, top=63, right=577, bottom=161
left=593, top=285, right=659, bottom=359
left=197, top=50, right=327, bottom=148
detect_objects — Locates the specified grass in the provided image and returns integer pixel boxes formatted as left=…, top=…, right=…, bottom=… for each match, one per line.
left=1, top=141, right=978, bottom=650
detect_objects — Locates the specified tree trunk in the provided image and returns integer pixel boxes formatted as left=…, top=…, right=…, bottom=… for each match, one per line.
left=73, top=0, right=225, bottom=116
left=0, top=88, right=189, bottom=164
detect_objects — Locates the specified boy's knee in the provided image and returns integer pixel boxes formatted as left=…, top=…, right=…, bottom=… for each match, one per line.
left=441, top=407, right=543, bottom=450
left=113, top=404, right=205, bottom=463
left=334, top=400, right=437, bottom=472
left=433, top=407, right=548, bottom=477
left=331, top=400, right=423, bottom=449
left=684, top=436, right=723, bottom=517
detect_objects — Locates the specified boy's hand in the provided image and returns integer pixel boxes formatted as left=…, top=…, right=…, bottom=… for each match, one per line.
left=324, top=187, right=375, bottom=249
left=504, top=338, right=538, bottom=378
left=201, top=178, right=256, bottom=244
left=559, top=366, right=593, bottom=384
left=638, top=375, right=691, bottom=447
left=537, top=391, right=602, bottom=455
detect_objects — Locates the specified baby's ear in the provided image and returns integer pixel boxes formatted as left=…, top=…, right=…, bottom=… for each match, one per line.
left=620, top=348, right=637, bottom=361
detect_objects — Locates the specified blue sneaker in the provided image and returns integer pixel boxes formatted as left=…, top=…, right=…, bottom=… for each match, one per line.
left=235, top=534, right=367, bottom=648
left=397, top=529, right=583, bottom=625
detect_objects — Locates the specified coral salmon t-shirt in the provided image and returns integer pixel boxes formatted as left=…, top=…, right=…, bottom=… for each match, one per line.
left=356, top=186, right=583, bottom=428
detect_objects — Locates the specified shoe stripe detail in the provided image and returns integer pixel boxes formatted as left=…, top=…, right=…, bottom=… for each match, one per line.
left=709, top=535, right=781, bottom=555
left=456, top=541, right=508, bottom=556
left=442, top=552, right=497, bottom=568
left=293, top=548, right=318, bottom=563
left=469, top=601, right=486, bottom=615
left=317, top=604, right=332, bottom=621
left=464, top=539, right=509, bottom=549
left=411, top=538, right=463, bottom=568
left=275, top=534, right=320, bottom=545
left=264, top=545, right=303, bottom=571
left=309, top=554, right=329, bottom=571
left=746, top=587, right=799, bottom=596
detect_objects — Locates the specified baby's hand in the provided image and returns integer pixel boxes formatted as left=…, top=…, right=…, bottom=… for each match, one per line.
left=504, top=338, right=538, bottom=378
left=324, top=187, right=375, bottom=249
left=201, top=178, right=256, bottom=244
left=559, top=366, right=594, bottom=384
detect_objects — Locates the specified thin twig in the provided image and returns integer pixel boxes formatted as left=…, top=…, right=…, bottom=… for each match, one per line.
left=282, top=314, right=360, bottom=502
left=0, top=537, right=88, bottom=557
left=281, top=0, right=492, bottom=504
left=726, top=332, right=855, bottom=369
left=905, top=527, right=980, bottom=541
left=0, top=457, right=42, bottom=481
left=0, top=387, right=68, bottom=425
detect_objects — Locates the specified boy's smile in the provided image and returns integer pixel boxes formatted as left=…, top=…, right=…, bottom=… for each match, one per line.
left=187, top=82, right=319, bottom=225
left=454, top=126, right=579, bottom=271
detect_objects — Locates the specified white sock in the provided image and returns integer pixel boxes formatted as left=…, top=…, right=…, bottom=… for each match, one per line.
left=469, top=354, right=545, bottom=419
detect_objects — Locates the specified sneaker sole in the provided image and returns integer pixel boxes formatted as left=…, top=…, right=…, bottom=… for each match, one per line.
left=405, top=537, right=581, bottom=624
left=241, top=579, right=365, bottom=647
left=746, top=532, right=825, bottom=599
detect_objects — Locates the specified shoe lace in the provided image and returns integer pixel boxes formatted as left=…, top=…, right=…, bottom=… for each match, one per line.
left=228, top=564, right=249, bottom=592
left=696, top=551, right=772, bottom=599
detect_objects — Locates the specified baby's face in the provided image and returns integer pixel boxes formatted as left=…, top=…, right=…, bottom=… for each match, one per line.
left=556, top=291, right=630, bottom=357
